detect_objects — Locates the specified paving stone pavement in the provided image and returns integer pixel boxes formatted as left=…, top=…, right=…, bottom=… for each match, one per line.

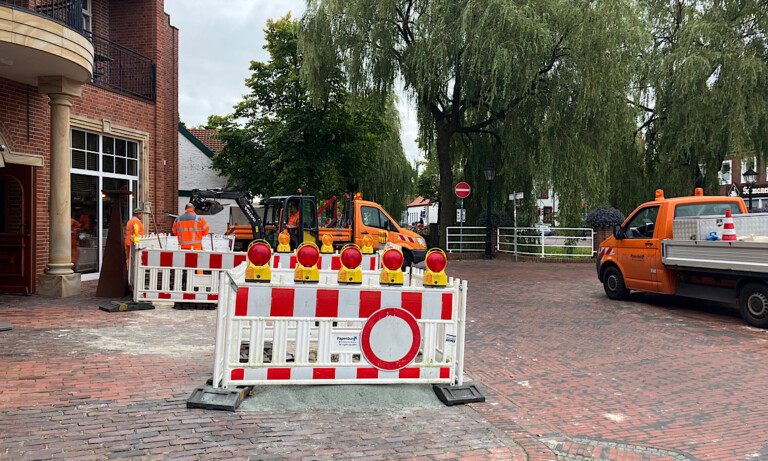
left=0, top=280, right=526, bottom=460
left=457, top=259, right=768, bottom=461
left=2, top=261, right=768, bottom=460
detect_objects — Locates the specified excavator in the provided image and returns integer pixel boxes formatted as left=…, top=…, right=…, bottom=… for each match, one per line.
left=189, top=188, right=427, bottom=265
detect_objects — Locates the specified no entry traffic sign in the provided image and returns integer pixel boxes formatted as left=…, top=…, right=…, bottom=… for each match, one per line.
left=455, top=182, right=471, bottom=198
left=361, top=307, right=421, bottom=371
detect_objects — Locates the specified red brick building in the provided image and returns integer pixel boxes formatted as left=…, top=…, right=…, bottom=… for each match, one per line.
left=0, top=0, right=178, bottom=296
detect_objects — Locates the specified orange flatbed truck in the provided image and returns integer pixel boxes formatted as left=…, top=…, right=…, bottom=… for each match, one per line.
left=597, top=189, right=768, bottom=327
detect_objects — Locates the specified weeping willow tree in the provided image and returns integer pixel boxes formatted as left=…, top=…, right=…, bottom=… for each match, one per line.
left=358, top=96, right=416, bottom=219
left=632, top=0, right=768, bottom=201
left=302, top=0, right=646, bottom=242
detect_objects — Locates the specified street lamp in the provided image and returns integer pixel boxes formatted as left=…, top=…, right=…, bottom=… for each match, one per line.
left=484, top=165, right=496, bottom=259
left=744, top=167, right=758, bottom=211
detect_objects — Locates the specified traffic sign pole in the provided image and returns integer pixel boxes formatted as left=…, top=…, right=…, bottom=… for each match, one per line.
left=460, top=198, right=463, bottom=253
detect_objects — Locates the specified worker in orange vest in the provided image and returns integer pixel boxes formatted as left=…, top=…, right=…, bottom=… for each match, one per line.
left=125, top=208, right=145, bottom=266
left=172, top=203, right=209, bottom=250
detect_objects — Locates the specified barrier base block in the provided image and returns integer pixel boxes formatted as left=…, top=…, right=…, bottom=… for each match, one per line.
left=187, top=384, right=253, bottom=412
left=98, top=301, right=155, bottom=313
left=0, top=322, right=13, bottom=332
left=433, top=383, right=485, bottom=406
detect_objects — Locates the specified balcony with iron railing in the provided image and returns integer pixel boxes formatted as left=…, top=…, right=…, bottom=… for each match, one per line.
left=0, top=0, right=155, bottom=101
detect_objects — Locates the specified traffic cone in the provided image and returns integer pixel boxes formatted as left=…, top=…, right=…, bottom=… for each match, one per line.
left=722, top=209, right=737, bottom=241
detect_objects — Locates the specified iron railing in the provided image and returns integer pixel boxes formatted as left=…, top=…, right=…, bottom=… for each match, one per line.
left=1, top=1, right=156, bottom=102
left=86, top=32, right=156, bottom=101
left=0, top=0, right=84, bottom=33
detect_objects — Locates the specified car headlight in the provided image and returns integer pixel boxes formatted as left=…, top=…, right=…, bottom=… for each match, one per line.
left=416, top=237, right=426, bottom=247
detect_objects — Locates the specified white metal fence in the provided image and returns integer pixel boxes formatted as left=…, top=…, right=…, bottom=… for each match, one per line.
left=446, top=227, right=486, bottom=253
left=497, top=227, right=594, bottom=258
left=446, top=226, right=594, bottom=258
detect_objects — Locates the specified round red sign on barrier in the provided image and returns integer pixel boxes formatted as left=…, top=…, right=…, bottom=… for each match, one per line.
left=361, top=307, right=421, bottom=371
left=455, top=182, right=471, bottom=198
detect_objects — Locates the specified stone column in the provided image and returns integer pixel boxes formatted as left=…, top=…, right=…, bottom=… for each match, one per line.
left=38, top=76, right=82, bottom=297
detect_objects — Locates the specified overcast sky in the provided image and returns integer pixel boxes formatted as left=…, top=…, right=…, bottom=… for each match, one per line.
left=164, top=0, right=422, bottom=166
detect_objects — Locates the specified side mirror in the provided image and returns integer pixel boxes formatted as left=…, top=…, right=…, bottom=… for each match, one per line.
left=613, top=225, right=624, bottom=240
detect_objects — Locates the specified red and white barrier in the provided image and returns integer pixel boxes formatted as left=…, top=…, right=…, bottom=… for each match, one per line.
left=131, top=247, right=381, bottom=305
left=132, top=248, right=248, bottom=304
left=211, top=263, right=467, bottom=387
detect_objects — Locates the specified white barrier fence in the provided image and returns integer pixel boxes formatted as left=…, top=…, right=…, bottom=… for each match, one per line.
left=131, top=247, right=248, bottom=303
left=212, top=263, right=467, bottom=388
left=130, top=244, right=382, bottom=305
left=136, top=233, right=235, bottom=252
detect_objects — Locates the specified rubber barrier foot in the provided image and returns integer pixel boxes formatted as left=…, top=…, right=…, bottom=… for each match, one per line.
left=432, top=383, right=486, bottom=406
left=98, top=301, right=155, bottom=313
left=187, top=384, right=253, bottom=411
left=0, top=322, right=13, bottom=331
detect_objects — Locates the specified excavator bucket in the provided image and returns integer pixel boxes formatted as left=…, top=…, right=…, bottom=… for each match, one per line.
left=195, top=199, right=224, bottom=215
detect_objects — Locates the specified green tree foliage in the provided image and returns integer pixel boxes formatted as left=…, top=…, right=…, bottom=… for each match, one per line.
left=630, top=0, right=768, bottom=204
left=358, top=96, right=416, bottom=219
left=302, top=0, right=645, bottom=240
left=210, top=15, right=413, bottom=209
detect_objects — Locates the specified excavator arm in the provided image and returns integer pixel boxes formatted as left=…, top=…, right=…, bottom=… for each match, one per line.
left=189, top=188, right=264, bottom=241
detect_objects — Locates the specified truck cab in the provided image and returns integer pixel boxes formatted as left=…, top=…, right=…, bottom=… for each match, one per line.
left=598, top=190, right=747, bottom=298
left=352, top=199, right=427, bottom=266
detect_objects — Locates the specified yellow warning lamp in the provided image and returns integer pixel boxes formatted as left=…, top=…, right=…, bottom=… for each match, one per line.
left=320, top=234, right=334, bottom=253
left=295, top=242, right=320, bottom=283
left=379, top=246, right=404, bottom=286
left=354, top=192, right=362, bottom=200
left=276, top=230, right=292, bottom=253
left=338, top=244, right=363, bottom=284
left=655, top=189, right=665, bottom=201
left=131, top=222, right=141, bottom=245
left=694, top=188, right=704, bottom=197
left=245, top=240, right=272, bottom=283
left=423, top=248, right=448, bottom=287
left=361, top=234, right=374, bottom=254
left=378, top=230, right=388, bottom=245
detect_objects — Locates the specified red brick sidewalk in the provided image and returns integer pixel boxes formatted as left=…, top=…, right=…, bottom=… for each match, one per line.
left=1, top=280, right=527, bottom=460
left=456, top=259, right=768, bottom=461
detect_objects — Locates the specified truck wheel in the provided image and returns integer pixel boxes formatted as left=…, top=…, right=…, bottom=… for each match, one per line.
left=603, top=266, right=630, bottom=300
left=738, top=282, right=768, bottom=328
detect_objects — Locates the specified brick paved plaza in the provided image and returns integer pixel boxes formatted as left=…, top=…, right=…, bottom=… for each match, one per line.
left=2, top=260, right=768, bottom=460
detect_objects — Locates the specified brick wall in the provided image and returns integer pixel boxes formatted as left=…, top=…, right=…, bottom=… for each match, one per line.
left=0, top=0, right=178, bottom=281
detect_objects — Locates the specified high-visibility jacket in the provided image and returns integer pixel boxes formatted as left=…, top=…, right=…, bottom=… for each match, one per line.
left=172, top=210, right=209, bottom=250
left=288, top=211, right=300, bottom=233
left=125, top=217, right=145, bottom=247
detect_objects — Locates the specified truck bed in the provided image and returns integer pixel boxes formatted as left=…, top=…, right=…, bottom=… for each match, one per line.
left=661, top=240, right=768, bottom=274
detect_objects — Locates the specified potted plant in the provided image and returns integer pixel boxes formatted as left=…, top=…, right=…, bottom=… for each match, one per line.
left=585, top=206, right=626, bottom=253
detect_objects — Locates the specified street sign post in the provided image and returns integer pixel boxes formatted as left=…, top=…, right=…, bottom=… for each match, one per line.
left=455, top=183, right=471, bottom=253
left=509, top=192, right=524, bottom=262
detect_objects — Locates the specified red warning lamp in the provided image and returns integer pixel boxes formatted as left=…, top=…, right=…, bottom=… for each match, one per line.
left=424, top=248, right=447, bottom=287
left=247, top=242, right=271, bottom=267
left=245, top=239, right=272, bottom=282
left=340, top=246, right=362, bottom=269
left=381, top=247, right=404, bottom=271
left=296, top=244, right=320, bottom=268
left=425, top=250, right=447, bottom=273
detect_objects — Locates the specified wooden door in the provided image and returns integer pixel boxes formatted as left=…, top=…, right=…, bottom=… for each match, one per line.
left=0, top=165, right=34, bottom=294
